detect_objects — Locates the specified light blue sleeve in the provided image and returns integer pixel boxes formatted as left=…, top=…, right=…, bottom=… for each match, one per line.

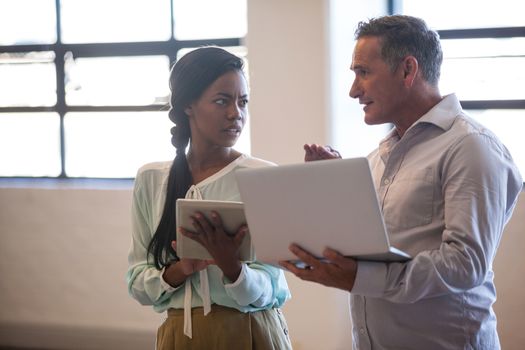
left=224, top=262, right=291, bottom=308
left=126, top=173, right=181, bottom=309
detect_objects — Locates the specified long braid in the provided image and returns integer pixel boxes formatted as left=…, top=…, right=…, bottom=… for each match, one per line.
left=146, top=46, right=244, bottom=270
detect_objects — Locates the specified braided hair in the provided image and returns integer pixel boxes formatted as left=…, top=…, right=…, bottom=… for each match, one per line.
left=147, top=47, right=245, bottom=269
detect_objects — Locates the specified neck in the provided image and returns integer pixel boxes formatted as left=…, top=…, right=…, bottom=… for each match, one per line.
left=394, top=83, right=442, bottom=137
left=187, top=145, right=240, bottom=172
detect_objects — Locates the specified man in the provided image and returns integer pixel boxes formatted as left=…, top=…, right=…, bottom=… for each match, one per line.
left=280, top=15, right=523, bottom=350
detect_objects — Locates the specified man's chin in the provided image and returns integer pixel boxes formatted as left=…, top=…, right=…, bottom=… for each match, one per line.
left=364, top=114, right=381, bottom=125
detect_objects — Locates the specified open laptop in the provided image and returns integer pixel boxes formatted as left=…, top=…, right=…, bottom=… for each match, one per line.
left=235, top=157, right=410, bottom=266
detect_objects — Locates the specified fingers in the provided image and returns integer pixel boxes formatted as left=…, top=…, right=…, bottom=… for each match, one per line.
left=304, top=144, right=315, bottom=162
left=304, top=143, right=342, bottom=161
left=209, top=211, right=225, bottom=230
left=325, top=146, right=342, bottom=159
left=289, top=244, right=320, bottom=268
left=191, top=212, right=215, bottom=235
left=279, top=260, right=304, bottom=275
left=179, top=227, right=202, bottom=244
left=233, top=226, right=248, bottom=247
left=316, top=145, right=340, bottom=159
left=323, top=247, right=344, bottom=262
left=323, top=248, right=357, bottom=273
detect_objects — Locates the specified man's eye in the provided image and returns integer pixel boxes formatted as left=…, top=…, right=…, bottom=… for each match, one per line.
left=215, top=99, right=226, bottom=105
left=239, top=98, right=249, bottom=107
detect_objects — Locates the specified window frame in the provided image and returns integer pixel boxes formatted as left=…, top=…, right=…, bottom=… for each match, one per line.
left=436, top=26, right=525, bottom=110
left=388, top=0, right=525, bottom=110
left=0, top=0, right=242, bottom=179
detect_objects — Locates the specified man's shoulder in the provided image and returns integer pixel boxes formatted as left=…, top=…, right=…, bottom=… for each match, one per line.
left=452, top=113, right=502, bottom=144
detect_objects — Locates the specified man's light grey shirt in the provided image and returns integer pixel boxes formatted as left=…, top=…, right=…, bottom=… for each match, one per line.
left=350, top=94, right=523, bottom=350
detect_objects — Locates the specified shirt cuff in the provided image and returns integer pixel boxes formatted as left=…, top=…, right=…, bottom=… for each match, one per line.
left=351, top=261, right=388, bottom=297
left=223, top=263, right=270, bottom=306
left=159, top=266, right=183, bottom=293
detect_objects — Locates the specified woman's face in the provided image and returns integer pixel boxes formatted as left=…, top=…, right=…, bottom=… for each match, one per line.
left=186, top=70, right=248, bottom=150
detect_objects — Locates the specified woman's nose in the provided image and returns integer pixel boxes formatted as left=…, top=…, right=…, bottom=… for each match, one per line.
left=227, top=103, right=242, bottom=119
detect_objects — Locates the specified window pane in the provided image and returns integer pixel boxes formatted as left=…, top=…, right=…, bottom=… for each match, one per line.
left=402, top=0, right=525, bottom=29
left=65, top=55, right=170, bottom=106
left=60, top=0, right=171, bottom=43
left=467, top=109, right=525, bottom=176
left=440, top=38, right=525, bottom=100
left=0, top=0, right=56, bottom=45
left=64, top=112, right=174, bottom=178
left=0, top=52, right=56, bottom=107
left=173, top=0, right=247, bottom=40
left=64, top=111, right=251, bottom=178
left=0, top=113, right=61, bottom=177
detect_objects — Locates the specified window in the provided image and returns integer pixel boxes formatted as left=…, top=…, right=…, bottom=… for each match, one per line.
left=395, top=0, right=525, bottom=175
left=0, top=0, right=248, bottom=178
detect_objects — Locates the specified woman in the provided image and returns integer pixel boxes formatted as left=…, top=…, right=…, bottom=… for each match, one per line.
left=126, top=47, right=292, bottom=349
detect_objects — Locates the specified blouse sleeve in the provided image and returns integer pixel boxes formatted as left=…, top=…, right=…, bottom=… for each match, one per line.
left=223, top=262, right=291, bottom=308
left=126, top=172, right=182, bottom=308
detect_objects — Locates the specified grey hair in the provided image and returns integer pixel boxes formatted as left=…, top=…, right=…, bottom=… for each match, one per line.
left=355, top=15, right=443, bottom=85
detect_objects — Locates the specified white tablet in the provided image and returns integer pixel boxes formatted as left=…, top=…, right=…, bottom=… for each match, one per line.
left=175, top=199, right=255, bottom=261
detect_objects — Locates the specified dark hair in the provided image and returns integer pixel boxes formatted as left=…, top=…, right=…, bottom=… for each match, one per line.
left=147, top=47, right=245, bottom=269
left=354, top=15, right=443, bottom=85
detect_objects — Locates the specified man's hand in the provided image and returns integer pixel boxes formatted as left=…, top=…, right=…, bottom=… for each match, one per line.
left=279, top=244, right=357, bottom=292
left=304, top=144, right=342, bottom=162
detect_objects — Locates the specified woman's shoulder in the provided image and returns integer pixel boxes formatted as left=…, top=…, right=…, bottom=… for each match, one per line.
left=134, top=161, right=172, bottom=182
left=238, top=154, right=277, bottom=169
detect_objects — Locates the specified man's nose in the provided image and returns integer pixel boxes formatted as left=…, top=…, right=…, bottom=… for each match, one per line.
left=349, top=79, right=361, bottom=99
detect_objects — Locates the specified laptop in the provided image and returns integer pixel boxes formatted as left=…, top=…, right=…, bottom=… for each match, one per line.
left=235, top=157, right=410, bottom=266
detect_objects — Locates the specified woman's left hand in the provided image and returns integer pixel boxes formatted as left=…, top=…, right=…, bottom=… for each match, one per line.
left=179, top=211, right=246, bottom=282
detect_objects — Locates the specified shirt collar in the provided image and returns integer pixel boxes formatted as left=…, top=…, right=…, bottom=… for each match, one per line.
left=413, top=93, right=462, bottom=132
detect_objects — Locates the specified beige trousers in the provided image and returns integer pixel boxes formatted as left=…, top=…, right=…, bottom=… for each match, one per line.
left=156, top=305, right=292, bottom=350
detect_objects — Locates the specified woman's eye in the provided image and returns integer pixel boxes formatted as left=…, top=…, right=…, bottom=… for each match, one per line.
left=215, top=99, right=226, bottom=105
left=239, top=99, right=249, bottom=107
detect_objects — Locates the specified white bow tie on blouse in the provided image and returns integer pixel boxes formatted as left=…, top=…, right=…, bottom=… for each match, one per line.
left=183, top=185, right=211, bottom=338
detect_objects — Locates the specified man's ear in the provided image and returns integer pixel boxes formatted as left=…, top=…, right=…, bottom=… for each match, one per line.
left=401, top=56, right=418, bottom=87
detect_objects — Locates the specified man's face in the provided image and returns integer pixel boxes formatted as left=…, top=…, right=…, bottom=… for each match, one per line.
left=349, top=36, right=407, bottom=126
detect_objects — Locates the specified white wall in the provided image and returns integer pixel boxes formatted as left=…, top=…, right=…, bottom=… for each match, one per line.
left=0, top=186, right=162, bottom=350
left=246, top=1, right=385, bottom=348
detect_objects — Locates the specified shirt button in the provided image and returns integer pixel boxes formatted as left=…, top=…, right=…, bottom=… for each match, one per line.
left=383, top=178, right=390, bottom=185
left=359, top=328, right=365, bottom=335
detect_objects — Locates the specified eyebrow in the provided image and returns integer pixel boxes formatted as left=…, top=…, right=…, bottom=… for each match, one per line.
left=350, top=64, right=366, bottom=72
left=214, top=92, right=249, bottom=99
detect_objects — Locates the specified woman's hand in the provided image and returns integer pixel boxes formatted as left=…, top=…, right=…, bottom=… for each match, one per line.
left=162, top=241, right=212, bottom=288
left=179, top=211, right=246, bottom=282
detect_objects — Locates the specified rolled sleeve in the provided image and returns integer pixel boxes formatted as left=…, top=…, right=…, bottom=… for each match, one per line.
left=223, top=263, right=272, bottom=306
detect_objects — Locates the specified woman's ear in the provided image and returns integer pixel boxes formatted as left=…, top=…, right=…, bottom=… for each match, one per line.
left=401, top=56, right=418, bottom=88
left=184, top=105, right=193, bottom=117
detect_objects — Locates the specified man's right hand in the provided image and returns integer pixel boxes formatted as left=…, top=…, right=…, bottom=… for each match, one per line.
left=304, top=143, right=342, bottom=162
